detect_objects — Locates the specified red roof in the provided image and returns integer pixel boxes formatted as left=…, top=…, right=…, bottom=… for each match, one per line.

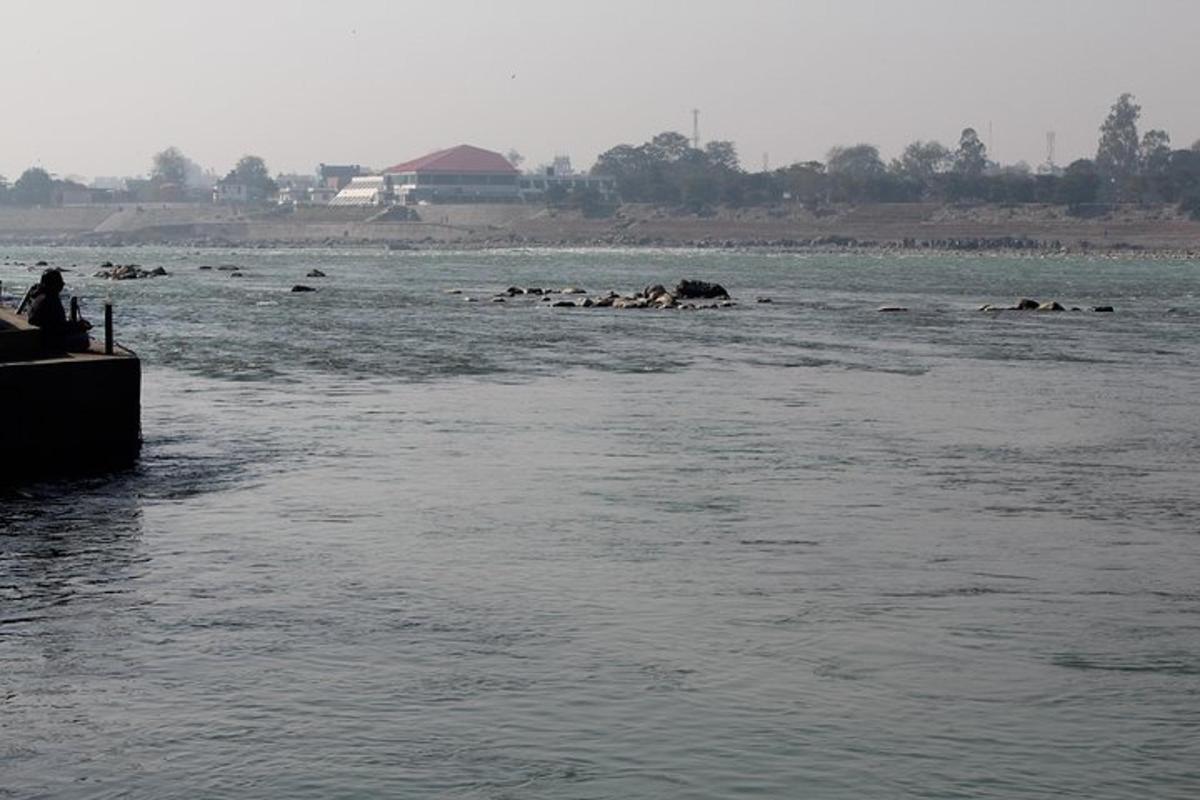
left=385, top=144, right=518, bottom=175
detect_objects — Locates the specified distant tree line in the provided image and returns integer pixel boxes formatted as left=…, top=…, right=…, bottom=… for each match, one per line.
left=0, top=167, right=74, bottom=207
left=0, top=148, right=274, bottom=206
left=591, top=94, right=1200, bottom=218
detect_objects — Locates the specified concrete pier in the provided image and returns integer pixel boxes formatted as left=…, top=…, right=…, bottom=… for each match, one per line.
left=1, top=307, right=141, bottom=483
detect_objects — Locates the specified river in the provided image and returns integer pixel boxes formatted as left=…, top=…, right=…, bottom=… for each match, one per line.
left=2, top=246, right=1198, bottom=798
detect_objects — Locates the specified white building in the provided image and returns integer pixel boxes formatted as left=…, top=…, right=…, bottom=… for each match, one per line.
left=328, top=175, right=392, bottom=207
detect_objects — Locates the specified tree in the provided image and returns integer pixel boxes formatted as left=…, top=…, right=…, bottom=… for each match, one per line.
left=11, top=167, right=54, bottom=206
left=826, top=144, right=885, bottom=180
left=1096, top=93, right=1142, bottom=198
left=592, top=143, right=654, bottom=201
left=954, top=128, right=988, bottom=178
left=1140, top=129, right=1172, bottom=178
left=1162, top=149, right=1200, bottom=216
left=704, top=140, right=740, bottom=171
left=152, top=146, right=190, bottom=186
left=646, top=131, right=692, bottom=163
left=778, top=161, right=827, bottom=207
left=825, top=144, right=886, bottom=202
left=1057, top=159, right=1100, bottom=209
left=233, top=155, right=276, bottom=199
left=893, top=140, right=951, bottom=182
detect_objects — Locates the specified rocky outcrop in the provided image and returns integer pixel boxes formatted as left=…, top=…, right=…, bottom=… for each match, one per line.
left=94, top=264, right=168, bottom=280
left=980, top=297, right=1113, bottom=312
left=674, top=280, right=729, bottom=299
left=466, top=279, right=740, bottom=311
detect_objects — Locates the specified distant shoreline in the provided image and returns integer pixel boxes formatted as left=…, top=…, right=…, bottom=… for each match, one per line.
left=1, top=202, right=1198, bottom=257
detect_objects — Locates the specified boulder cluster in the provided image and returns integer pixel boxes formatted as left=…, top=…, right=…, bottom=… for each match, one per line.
left=979, top=298, right=1115, bottom=313
left=194, top=264, right=330, bottom=289
left=465, top=280, right=737, bottom=310
left=93, top=262, right=168, bottom=280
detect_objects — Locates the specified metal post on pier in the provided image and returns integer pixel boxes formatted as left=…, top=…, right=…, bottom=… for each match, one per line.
left=104, top=302, right=114, bottom=355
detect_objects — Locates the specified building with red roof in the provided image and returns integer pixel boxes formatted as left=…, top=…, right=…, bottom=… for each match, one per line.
left=381, top=144, right=521, bottom=205
left=329, top=143, right=617, bottom=207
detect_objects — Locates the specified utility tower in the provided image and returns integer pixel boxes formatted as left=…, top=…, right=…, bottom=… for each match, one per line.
left=692, top=109, right=701, bottom=150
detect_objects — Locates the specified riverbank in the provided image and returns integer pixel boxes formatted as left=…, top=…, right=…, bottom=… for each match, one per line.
left=2, top=202, right=1199, bottom=256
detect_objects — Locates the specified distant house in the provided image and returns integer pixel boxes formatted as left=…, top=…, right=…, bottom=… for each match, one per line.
left=124, top=178, right=158, bottom=203
left=156, top=182, right=186, bottom=202
left=276, top=175, right=317, bottom=206
left=53, top=181, right=94, bottom=206
left=308, top=186, right=338, bottom=205
left=318, top=164, right=363, bottom=191
left=213, top=177, right=250, bottom=204
left=518, top=170, right=618, bottom=204
left=276, top=185, right=306, bottom=206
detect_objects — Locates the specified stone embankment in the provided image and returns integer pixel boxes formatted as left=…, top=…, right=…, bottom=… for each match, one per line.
left=4, top=203, right=1200, bottom=254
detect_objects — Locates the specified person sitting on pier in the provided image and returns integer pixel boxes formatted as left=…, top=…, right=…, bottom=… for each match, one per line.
left=22, top=268, right=91, bottom=351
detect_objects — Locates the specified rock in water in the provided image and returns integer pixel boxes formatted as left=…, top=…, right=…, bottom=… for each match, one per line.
left=675, top=280, right=730, bottom=299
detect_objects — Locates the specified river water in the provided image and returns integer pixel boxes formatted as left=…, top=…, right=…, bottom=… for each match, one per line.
left=2, top=246, right=1198, bottom=798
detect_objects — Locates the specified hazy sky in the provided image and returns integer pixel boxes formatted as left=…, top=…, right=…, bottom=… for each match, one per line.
left=2, top=0, right=1198, bottom=181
